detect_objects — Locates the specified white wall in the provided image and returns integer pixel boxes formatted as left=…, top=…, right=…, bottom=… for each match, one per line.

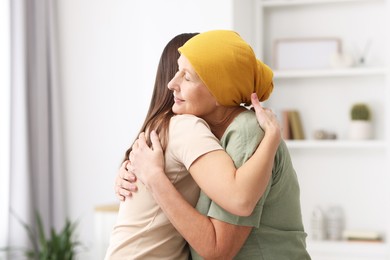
left=57, top=1, right=240, bottom=258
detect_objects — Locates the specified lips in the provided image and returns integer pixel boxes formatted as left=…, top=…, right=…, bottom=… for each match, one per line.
left=174, top=96, right=184, bottom=103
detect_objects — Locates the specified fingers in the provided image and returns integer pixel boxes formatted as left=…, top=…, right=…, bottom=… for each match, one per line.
left=131, top=132, right=148, bottom=156
left=120, top=161, right=136, bottom=182
left=122, top=161, right=130, bottom=180
left=127, top=162, right=135, bottom=174
left=251, top=92, right=277, bottom=117
left=115, top=160, right=138, bottom=201
left=118, top=184, right=138, bottom=195
left=251, top=92, right=266, bottom=121
left=120, top=160, right=127, bottom=171
left=117, top=193, right=125, bottom=201
left=115, top=176, right=138, bottom=200
left=150, top=130, right=163, bottom=152
left=138, top=132, right=147, bottom=145
left=129, top=150, right=134, bottom=164
left=131, top=139, right=140, bottom=153
left=116, top=186, right=137, bottom=201
left=130, top=132, right=149, bottom=159
left=251, top=93, right=268, bottom=120
left=115, top=185, right=129, bottom=201
left=251, top=93, right=281, bottom=135
left=117, top=178, right=138, bottom=193
left=115, top=180, right=127, bottom=201
left=135, top=132, right=148, bottom=150
left=132, top=131, right=160, bottom=152
left=251, top=92, right=262, bottom=111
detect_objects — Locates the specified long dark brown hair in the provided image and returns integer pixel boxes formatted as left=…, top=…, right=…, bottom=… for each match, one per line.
left=123, top=33, right=199, bottom=163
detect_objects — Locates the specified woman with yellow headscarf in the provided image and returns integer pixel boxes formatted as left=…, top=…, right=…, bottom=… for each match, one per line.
left=118, top=30, right=310, bottom=259
left=107, top=32, right=284, bottom=260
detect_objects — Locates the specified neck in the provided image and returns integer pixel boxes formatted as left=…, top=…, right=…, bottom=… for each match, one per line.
left=204, top=106, right=246, bottom=139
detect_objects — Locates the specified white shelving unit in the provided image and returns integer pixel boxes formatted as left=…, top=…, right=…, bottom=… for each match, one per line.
left=286, top=140, right=387, bottom=149
left=307, top=240, right=388, bottom=260
left=261, top=0, right=382, bottom=7
left=274, top=67, right=388, bottom=79
left=251, top=0, right=390, bottom=259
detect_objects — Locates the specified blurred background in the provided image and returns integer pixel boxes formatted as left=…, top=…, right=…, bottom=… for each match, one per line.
left=1, top=0, right=389, bottom=259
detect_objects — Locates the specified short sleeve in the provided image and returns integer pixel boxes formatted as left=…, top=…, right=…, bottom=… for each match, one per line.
left=167, top=115, right=223, bottom=170
left=203, top=110, right=270, bottom=228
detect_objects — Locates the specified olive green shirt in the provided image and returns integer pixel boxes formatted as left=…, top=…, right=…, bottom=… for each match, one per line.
left=191, top=110, right=311, bottom=260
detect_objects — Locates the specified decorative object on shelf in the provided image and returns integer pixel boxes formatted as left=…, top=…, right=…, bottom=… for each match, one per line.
left=313, top=129, right=337, bottom=140
left=354, top=39, right=372, bottom=66
left=326, top=206, right=345, bottom=241
left=311, top=206, right=326, bottom=240
left=348, top=103, right=373, bottom=140
left=273, top=38, right=341, bottom=70
left=330, top=52, right=355, bottom=69
left=281, top=109, right=305, bottom=140
left=281, top=110, right=291, bottom=140
left=342, top=229, right=383, bottom=242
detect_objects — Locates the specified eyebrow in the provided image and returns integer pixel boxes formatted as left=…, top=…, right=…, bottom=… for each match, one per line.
left=178, top=58, right=199, bottom=79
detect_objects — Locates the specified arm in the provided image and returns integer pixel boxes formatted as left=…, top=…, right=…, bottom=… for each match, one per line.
left=129, top=157, right=252, bottom=259
left=129, top=93, right=280, bottom=216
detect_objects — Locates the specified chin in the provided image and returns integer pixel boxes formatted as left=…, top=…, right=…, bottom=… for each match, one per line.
left=172, top=106, right=182, bottom=115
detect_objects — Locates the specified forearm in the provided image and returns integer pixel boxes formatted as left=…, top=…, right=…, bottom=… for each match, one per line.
left=193, top=129, right=279, bottom=217
left=233, top=129, right=280, bottom=213
left=147, top=171, right=245, bottom=259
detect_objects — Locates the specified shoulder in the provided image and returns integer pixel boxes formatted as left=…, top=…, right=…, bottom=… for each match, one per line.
left=170, top=114, right=211, bottom=131
left=222, top=110, right=265, bottom=147
left=228, top=110, right=264, bottom=136
left=220, top=110, right=265, bottom=167
left=167, top=115, right=222, bottom=170
left=168, top=114, right=220, bottom=146
left=168, top=115, right=214, bottom=146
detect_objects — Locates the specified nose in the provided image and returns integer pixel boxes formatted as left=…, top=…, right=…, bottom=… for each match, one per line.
left=167, top=71, right=180, bottom=91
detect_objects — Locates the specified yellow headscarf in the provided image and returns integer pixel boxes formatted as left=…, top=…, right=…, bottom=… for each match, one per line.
left=178, top=30, right=274, bottom=106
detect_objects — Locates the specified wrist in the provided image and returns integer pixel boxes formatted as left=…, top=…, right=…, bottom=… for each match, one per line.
left=264, top=126, right=281, bottom=144
left=145, top=169, right=167, bottom=191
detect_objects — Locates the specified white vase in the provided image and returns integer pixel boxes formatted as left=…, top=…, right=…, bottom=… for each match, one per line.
left=311, top=207, right=326, bottom=240
left=348, top=120, right=373, bottom=140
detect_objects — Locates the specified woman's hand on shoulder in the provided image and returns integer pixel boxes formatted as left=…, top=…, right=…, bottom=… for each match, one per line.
left=115, top=160, right=138, bottom=201
left=251, top=93, right=281, bottom=141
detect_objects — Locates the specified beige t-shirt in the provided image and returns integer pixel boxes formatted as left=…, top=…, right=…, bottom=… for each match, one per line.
left=105, top=114, right=223, bottom=260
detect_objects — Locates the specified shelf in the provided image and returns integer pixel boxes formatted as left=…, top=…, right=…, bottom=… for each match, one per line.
left=285, top=140, right=387, bottom=149
left=307, top=240, right=388, bottom=257
left=256, top=0, right=390, bottom=259
left=274, top=67, right=389, bottom=79
left=261, top=0, right=383, bottom=8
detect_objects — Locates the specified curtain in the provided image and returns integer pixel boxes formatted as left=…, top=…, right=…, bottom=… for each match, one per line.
left=0, top=0, right=11, bottom=256
left=8, top=0, right=65, bottom=254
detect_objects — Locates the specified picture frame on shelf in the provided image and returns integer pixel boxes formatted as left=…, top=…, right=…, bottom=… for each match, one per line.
left=273, top=38, right=341, bottom=70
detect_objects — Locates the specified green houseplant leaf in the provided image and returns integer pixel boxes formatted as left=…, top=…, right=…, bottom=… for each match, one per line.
left=1, top=210, right=83, bottom=260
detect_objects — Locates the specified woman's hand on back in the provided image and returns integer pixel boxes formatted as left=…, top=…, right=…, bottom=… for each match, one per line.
left=128, top=131, right=166, bottom=188
left=114, top=131, right=165, bottom=200
left=251, top=93, right=281, bottom=141
left=115, top=161, right=138, bottom=201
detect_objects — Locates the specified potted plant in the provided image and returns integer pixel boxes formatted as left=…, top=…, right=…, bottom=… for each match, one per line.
left=348, top=103, right=373, bottom=140
left=2, top=211, right=82, bottom=260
